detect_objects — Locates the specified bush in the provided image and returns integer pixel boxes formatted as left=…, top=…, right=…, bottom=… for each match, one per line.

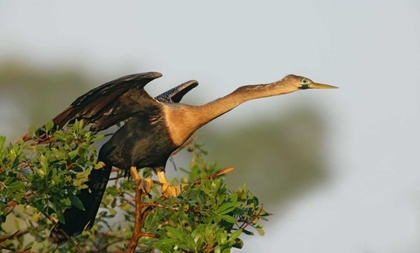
left=0, top=121, right=269, bottom=252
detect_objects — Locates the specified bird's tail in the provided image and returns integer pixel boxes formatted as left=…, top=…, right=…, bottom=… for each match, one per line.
left=49, top=162, right=112, bottom=246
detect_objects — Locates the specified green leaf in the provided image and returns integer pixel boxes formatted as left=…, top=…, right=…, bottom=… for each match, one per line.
left=221, top=248, right=231, bottom=253
left=255, top=224, right=265, bottom=236
left=166, top=226, right=184, bottom=242
left=229, top=192, right=238, bottom=203
left=55, top=205, right=65, bottom=224
left=7, top=181, right=25, bottom=191
left=221, top=215, right=237, bottom=224
left=232, top=238, right=244, bottom=249
left=0, top=136, right=5, bottom=148
left=45, top=120, right=55, bottom=132
left=53, top=131, right=67, bottom=142
left=68, top=149, right=78, bottom=160
left=34, top=168, right=45, bottom=178
left=242, top=229, right=254, bottom=236
left=25, top=241, right=34, bottom=250
left=154, top=238, right=179, bottom=252
left=229, top=229, right=242, bottom=242
left=92, top=134, right=104, bottom=142
left=109, top=208, right=117, bottom=216
left=217, top=202, right=241, bottom=215
left=94, top=161, right=106, bottom=170
left=68, top=192, right=85, bottom=211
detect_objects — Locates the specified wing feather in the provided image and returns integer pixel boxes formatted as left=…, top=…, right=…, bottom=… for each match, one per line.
left=155, top=80, right=198, bottom=103
left=52, top=72, right=162, bottom=131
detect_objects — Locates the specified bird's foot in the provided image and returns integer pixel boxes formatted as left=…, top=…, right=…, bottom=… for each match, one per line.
left=161, top=183, right=186, bottom=198
left=156, top=170, right=188, bottom=197
left=138, top=178, right=154, bottom=194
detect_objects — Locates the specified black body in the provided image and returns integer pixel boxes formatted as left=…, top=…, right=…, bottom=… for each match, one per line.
left=49, top=75, right=198, bottom=246
left=100, top=114, right=176, bottom=170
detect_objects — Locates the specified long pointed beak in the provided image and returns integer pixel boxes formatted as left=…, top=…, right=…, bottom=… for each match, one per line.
left=308, top=82, right=338, bottom=89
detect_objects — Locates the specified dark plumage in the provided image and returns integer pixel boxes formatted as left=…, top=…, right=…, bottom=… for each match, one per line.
left=52, top=72, right=198, bottom=132
left=53, top=72, right=161, bottom=132
left=155, top=80, right=198, bottom=103
left=49, top=75, right=198, bottom=246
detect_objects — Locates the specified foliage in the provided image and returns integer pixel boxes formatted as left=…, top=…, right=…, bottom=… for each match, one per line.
left=0, top=121, right=270, bottom=252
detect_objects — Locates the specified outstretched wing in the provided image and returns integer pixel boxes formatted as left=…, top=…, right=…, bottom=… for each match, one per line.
left=52, top=72, right=162, bottom=132
left=155, top=80, right=198, bottom=103
left=51, top=72, right=198, bottom=133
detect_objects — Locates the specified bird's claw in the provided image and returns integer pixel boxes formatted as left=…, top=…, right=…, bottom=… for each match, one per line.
left=138, top=178, right=153, bottom=194
left=161, top=183, right=184, bottom=197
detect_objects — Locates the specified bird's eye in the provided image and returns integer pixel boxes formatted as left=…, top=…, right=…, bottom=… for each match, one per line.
left=301, top=78, right=310, bottom=84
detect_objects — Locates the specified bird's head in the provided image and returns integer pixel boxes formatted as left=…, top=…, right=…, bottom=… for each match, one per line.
left=282, top=74, right=338, bottom=91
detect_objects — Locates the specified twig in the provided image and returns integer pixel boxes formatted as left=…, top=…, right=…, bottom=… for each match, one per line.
left=18, top=132, right=32, bottom=144
left=152, top=167, right=235, bottom=188
left=126, top=166, right=145, bottom=253
left=193, top=166, right=234, bottom=184
left=240, top=204, right=264, bottom=230
left=0, top=228, right=36, bottom=252
left=96, top=238, right=126, bottom=252
left=40, top=210, right=56, bottom=225
left=126, top=167, right=160, bottom=252
left=0, top=230, right=20, bottom=244
left=0, top=245, right=37, bottom=253
left=109, top=174, right=125, bottom=181
left=5, top=200, right=16, bottom=216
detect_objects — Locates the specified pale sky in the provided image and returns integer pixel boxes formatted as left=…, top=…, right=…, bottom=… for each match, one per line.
left=1, top=1, right=420, bottom=252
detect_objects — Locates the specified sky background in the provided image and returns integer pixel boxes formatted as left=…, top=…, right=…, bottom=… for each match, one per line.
left=1, top=1, right=420, bottom=252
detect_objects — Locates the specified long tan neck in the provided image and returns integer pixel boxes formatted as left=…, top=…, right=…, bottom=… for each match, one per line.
left=164, top=79, right=297, bottom=146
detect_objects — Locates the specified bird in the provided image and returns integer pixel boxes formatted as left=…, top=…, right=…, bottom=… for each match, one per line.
left=47, top=73, right=198, bottom=245
left=49, top=72, right=337, bottom=245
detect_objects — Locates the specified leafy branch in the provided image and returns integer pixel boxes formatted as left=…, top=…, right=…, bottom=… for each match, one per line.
left=0, top=121, right=270, bottom=252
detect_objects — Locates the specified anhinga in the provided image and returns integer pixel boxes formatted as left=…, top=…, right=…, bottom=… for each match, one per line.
left=48, top=72, right=337, bottom=245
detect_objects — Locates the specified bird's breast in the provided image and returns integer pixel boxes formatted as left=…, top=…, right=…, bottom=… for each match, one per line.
left=99, top=113, right=177, bottom=170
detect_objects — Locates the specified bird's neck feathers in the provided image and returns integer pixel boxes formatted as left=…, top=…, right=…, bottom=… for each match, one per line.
left=163, top=79, right=296, bottom=146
